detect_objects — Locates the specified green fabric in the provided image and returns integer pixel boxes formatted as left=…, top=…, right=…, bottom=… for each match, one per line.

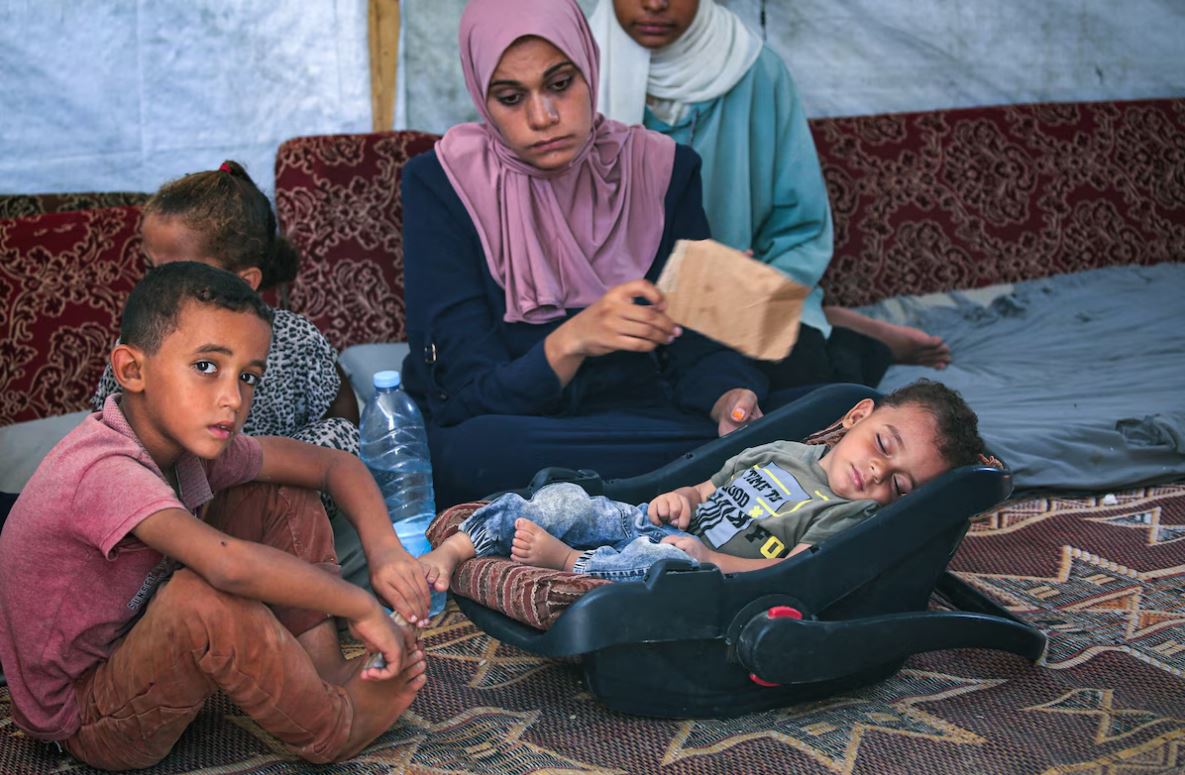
left=643, top=47, right=834, bottom=335
left=698, top=440, right=876, bottom=557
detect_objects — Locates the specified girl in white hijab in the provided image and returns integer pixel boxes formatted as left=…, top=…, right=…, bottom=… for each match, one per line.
left=590, top=0, right=951, bottom=387
left=590, top=0, right=760, bottom=127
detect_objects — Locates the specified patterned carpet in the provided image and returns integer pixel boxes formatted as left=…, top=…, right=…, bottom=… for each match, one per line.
left=2, top=484, right=1183, bottom=774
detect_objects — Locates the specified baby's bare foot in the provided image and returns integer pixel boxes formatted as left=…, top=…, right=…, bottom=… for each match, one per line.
left=511, top=519, right=579, bottom=571
left=419, top=532, right=475, bottom=593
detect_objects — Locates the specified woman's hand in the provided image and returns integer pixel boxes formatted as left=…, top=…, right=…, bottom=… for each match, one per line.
left=545, top=279, right=681, bottom=387
left=711, top=388, right=763, bottom=436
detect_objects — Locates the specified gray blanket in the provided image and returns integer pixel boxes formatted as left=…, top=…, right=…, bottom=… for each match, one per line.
left=867, top=264, right=1185, bottom=492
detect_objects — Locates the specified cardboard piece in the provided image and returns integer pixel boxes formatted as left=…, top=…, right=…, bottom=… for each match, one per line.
left=656, top=239, right=809, bottom=361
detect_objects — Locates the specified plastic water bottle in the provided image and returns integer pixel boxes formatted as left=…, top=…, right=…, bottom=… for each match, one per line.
left=359, top=370, right=445, bottom=617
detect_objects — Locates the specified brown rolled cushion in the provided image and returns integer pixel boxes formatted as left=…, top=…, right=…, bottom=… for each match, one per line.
left=427, top=501, right=611, bottom=631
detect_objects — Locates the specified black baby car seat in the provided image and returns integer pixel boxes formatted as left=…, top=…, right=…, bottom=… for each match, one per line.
left=454, top=384, right=1046, bottom=718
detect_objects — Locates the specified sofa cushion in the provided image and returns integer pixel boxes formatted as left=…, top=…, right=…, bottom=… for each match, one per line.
left=0, top=410, right=88, bottom=491
left=338, top=342, right=411, bottom=405
left=813, top=98, right=1185, bottom=307
left=0, top=206, right=146, bottom=425
left=0, top=192, right=149, bottom=220
left=274, top=130, right=440, bottom=351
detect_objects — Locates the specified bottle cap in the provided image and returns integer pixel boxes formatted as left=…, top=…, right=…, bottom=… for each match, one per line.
left=372, top=370, right=401, bottom=389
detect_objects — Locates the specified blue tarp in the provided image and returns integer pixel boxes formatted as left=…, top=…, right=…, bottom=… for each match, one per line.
left=870, top=264, right=1185, bottom=492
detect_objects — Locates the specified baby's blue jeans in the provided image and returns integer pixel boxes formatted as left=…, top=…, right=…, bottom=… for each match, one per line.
left=459, top=482, right=698, bottom=581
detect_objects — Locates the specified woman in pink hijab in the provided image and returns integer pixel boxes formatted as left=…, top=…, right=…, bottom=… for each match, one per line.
left=399, top=0, right=775, bottom=506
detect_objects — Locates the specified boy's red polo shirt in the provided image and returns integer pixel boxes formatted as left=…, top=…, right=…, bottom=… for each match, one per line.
left=0, top=395, right=261, bottom=740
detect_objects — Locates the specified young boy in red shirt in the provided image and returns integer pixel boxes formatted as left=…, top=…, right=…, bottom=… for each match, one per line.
left=0, top=262, right=430, bottom=769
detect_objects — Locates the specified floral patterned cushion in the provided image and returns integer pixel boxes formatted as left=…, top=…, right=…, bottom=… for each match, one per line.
left=0, top=192, right=149, bottom=220
left=0, top=206, right=147, bottom=425
left=813, top=98, right=1185, bottom=307
left=271, top=100, right=1185, bottom=350
left=273, top=130, right=440, bottom=351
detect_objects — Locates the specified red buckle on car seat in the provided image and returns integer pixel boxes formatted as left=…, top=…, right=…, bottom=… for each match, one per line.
left=748, top=606, right=805, bottom=686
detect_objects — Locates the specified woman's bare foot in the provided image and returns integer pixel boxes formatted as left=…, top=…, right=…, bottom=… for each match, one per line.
left=824, top=306, right=951, bottom=368
left=338, top=647, right=427, bottom=760
left=869, top=319, right=951, bottom=367
left=419, top=532, right=475, bottom=593
left=511, top=519, right=579, bottom=571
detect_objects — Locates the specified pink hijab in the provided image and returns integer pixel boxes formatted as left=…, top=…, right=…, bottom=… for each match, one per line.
left=437, top=0, right=677, bottom=324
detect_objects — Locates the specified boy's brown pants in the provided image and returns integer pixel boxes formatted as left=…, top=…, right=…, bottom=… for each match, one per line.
left=65, top=483, right=358, bottom=770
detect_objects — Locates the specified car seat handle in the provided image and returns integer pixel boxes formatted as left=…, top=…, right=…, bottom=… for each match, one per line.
left=743, top=606, right=803, bottom=687
left=739, top=608, right=1046, bottom=686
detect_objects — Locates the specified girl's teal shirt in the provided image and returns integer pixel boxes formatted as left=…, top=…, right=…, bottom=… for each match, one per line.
left=643, top=46, right=834, bottom=336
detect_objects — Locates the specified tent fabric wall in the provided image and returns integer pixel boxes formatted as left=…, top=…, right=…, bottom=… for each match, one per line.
left=405, top=0, right=1185, bottom=134
left=2, top=0, right=1183, bottom=198
left=0, top=1, right=372, bottom=200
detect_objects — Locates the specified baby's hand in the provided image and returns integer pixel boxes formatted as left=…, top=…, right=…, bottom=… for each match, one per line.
left=660, top=534, right=710, bottom=562
left=649, top=489, right=694, bottom=530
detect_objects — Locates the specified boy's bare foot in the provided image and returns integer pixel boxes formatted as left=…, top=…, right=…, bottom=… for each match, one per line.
left=339, top=647, right=427, bottom=760
left=511, top=519, right=579, bottom=572
left=419, top=532, right=474, bottom=593
left=297, top=619, right=354, bottom=686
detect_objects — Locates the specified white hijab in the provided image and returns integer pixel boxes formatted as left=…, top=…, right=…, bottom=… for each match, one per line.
left=589, top=0, right=762, bottom=126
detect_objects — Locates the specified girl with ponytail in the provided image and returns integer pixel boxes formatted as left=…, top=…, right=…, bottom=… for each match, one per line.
left=92, top=161, right=359, bottom=458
